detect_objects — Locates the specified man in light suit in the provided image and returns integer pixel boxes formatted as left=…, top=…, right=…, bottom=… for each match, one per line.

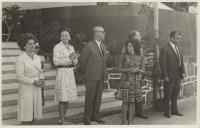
left=159, top=31, right=185, bottom=118
left=79, top=26, right=108, bottom=125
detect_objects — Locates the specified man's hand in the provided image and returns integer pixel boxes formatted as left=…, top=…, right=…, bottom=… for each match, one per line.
left=164, top=77, right=170, bottom=83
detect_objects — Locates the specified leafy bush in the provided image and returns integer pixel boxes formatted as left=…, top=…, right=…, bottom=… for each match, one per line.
left=21, top=10, right=43, bottom=37
left=38, top=21, right=61, bottom=53
left=2, top=4, right=24, bottom=41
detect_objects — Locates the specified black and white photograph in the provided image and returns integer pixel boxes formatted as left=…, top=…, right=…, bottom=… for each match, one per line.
left=1, top=0, right=199, bottom=126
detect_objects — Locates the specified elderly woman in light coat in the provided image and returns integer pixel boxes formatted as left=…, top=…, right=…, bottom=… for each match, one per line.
left=16, top=33, right=45, bottom=125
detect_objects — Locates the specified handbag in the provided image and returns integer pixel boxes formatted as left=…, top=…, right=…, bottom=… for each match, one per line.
left=114, top=80, right=129, bottom=100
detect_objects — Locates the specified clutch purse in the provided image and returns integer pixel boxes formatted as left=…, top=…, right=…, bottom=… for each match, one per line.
left=114, top=89, right=129, bottom=99
left=69, top=52, right=79, bottom=60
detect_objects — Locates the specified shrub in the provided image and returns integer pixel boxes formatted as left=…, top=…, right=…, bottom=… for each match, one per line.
left=2, top=4, right=24, bottom=41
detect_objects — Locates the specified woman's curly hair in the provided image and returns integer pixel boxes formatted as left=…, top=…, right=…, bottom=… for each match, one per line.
left=17, top=33, right=37, bottom=51
left=124, top=39, right=141, bottom=56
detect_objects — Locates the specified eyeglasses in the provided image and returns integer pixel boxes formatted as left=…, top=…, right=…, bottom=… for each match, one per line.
left=96, top=30, right=105, bottom=33
left=35, top=46, right=40, bottom=49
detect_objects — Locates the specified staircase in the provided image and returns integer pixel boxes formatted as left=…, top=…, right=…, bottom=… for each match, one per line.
left=2, top=42, right=122, bottom=125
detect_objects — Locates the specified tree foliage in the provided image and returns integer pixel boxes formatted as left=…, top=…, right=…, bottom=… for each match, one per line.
left=2, top=4, right=24, bottom=41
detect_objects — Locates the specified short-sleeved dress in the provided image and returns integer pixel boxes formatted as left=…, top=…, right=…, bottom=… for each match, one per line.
left=116, top=53, right=146, bottom=103
left=53, top=42, right=78, bottom=102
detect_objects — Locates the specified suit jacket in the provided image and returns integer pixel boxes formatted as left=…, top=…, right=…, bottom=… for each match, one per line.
left=159, top=43, right=185, bottom=81
left=79, top=40, right=108, bottom=81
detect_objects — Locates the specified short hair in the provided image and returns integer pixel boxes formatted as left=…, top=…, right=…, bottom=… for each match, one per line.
left=17, top=33, right=37, bottom=51
left=170, top=31, right=181, bottom=39
left=124, top=39, right=141, bottom=56
left=60, top=27, right=72, bottom=36
left=128, top=30, right=137, bottom=39
left=93, top=26, right=104, bottom=34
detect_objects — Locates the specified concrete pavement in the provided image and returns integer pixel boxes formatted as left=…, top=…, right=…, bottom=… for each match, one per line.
left=97, top=96, right=197, bottom=125
left=32, top=96, right=196, bottom=125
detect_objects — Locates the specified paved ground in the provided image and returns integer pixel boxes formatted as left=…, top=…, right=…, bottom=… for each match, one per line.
left=79, top=96, right=197, bottom=125
left=33, top=96, right=196, bottom=125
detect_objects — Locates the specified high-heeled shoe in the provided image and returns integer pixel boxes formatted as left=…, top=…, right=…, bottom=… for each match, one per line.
left=58, top=120, right=70, bottom=125
left=58, top=119, right=62, bottom=125
left=122, top=120, right=128, bottom=125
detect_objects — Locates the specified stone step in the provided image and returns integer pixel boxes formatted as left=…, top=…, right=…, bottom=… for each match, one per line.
left=2, top=62, right=52, bottom=73
left=2, top=79, right=57, bottom=95
left=2, top=62, right=15, bottom=66
left=2, top=64, right=16, bottom=72
left=2, top=84, right=86, bottom=107
left=2, top=49, right=22, bottom=56
left=2, top=55, right=46, bottom=63
left=2, top=89, right=117, bottom=120
left=2, top=89, right=115, bottom=115
left=2, top=42, right=20, bottom=49
left=2, top=85, right=85, bottom=106
left=2, top=56, right=18, bottom=63
left=2, top=76, right=55, bottom=85
left=2, top=99, right=121, bottom=125
left=2, top=69, right=56, bottom=82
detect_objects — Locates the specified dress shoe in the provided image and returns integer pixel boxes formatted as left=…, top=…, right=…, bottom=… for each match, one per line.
left=83, top=121, right=91, bottom=125
left=136, top=115, right=148, bottom=119
left=91, top=118, right=105, bottom=124
left=172, top=113, right=183, bottom=116
left=164, top=113, right=171, bottom=118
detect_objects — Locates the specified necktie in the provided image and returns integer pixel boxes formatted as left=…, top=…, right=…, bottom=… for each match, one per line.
left=100, top=43, right=104, bottom=56
left=175, top=46, right=181, bottom=67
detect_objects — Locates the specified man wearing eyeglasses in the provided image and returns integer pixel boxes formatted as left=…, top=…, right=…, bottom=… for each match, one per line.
left=79, top=26, right=108, bottom=125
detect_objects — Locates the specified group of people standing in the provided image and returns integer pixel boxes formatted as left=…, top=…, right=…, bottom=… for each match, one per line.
left=15, top=25, right=185, bottom=125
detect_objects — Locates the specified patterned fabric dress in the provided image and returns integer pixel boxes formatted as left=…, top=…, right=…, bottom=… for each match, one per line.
left=117, top=54, right=146, bottom=103
left=53, top=42, right=78, bottom=102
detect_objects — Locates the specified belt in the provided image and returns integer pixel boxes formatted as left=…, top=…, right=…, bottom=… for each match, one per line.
left=56, top=64, right=74, bottom=68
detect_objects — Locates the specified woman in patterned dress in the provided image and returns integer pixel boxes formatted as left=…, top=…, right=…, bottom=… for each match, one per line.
left=53, top=28, right=78, bottom=125
left=118, top=39, right=146, bottom=125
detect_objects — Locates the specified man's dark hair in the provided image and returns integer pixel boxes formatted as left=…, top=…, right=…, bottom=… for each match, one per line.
left=17, top=33, right=37, bottom=51
left=170, top=31, right=181, bottom=39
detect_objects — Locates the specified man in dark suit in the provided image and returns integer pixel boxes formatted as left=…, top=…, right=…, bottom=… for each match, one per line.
left=159, top=31, right=185, bottom=118
left=79, top=26, right=108, bottom=125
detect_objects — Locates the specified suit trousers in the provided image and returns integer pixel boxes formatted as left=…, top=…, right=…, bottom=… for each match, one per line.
left=135, top=100, right=144, bottom=116
left=84, top=79, right=104, bottom=122
left=163, top=79, right=181, bottom=115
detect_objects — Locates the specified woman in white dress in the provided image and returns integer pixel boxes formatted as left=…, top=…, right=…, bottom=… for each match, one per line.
left=16, top=33, right=45, bottom=125
left=53, top=28, right=78, bottom=125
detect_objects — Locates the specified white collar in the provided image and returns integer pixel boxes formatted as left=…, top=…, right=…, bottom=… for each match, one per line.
left=95, top=40, right=101, bottom=46
left=60, top=41, right=71, bottom=49
left=170, top=42, right=176, bottom=49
